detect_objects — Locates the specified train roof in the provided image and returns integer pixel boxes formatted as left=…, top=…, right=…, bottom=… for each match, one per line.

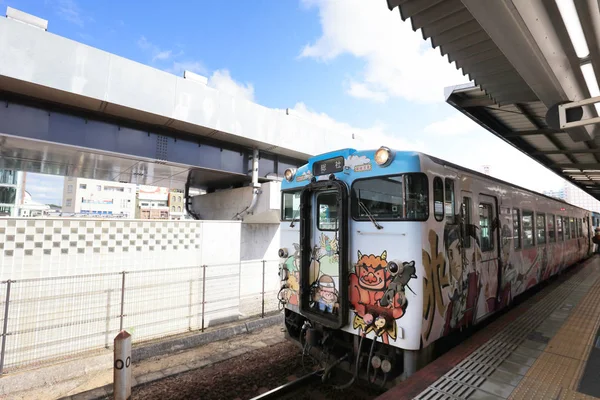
left=423, top=152, right=591, bottom=214
left=296, top=147, right=591, bottom=215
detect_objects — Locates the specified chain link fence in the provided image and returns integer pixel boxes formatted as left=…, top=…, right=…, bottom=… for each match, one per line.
left=0, top=259, right=281, bottom=373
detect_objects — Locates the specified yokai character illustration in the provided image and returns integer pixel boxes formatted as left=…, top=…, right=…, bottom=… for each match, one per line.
left=320, top=233, right=339, bottom=263
left=349, top=250, right=416, bottom=344
left=313, top=274, right=338, bottom=314
left=282, top=244, right=300, bottom=306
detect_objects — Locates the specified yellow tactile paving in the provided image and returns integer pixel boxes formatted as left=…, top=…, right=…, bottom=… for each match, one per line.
left=508, top=262, right=600, bottom=400
left=509, top=377, right=562, bottom=400
left=560, top=388, right=600, bottom=400
left=523, top=352, right=579, bottom=388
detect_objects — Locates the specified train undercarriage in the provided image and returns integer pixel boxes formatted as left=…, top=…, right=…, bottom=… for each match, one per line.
left=283, top=308, right=434, bottom=390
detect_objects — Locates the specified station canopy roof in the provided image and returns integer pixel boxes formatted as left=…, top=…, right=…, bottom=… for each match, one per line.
left=387, top=0, right=600, bottom=200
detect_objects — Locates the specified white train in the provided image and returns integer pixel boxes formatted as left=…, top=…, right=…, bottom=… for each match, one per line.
left=277, top=147, right=593, bottom=386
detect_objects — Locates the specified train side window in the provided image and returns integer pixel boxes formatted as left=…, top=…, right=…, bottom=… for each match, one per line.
left=512, top=208, right=521, bottom=250
left=522, top=210, right=534, bottom=248
left=536, top=213, right=546, bottom=245
left=462, top=197, right=472, bottom=248
left=445, top=178, right=455, bottom=223
left=281, top=190, right=301, bottom=221
left=433, top=177, right=444, bottom=221
left=570, top=218, right=576, bottom=239
left=579, top=218, right=583, bottom=237
left=479, top=203, right=493, bottom=252
left=564, top=217, right=571, bottom=239
left=548, top=215, right=556, bottom=242
left=557, top=216, right=563, bottom=241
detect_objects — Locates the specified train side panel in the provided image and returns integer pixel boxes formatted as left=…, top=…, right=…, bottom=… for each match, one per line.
left=419, top=155, right=592, bottom=348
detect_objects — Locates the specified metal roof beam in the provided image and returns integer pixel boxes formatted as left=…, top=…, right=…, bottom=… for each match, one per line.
left=558, top=164, right=600, bottom=169
left=502, top=129, right=563, bottom=137
left=461, top=0, right=595, bottom=142
left=534, top=149, right=600, bottom=155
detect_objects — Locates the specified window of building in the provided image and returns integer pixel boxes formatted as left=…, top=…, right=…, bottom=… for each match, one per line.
left=351, top=173, right=428, bottom=221
left=0, top=169, right=17, bottom=185
left=66, top=199, right=72, bottom=207
left=97, top=185, right=102, bottom=191
left=317, top=191, right=338, bottom=231
left=462, top=197, right=472, bottom=248
left=67, top=185, right=73, bottom=194
left=536, top=214, right=546, bottom=244
left=479, top=203, right=493, bottom=252
left=0, top=187, right=16, bottom=204
left=445, top=178, right=455, bottom=223
left=172, top=206, right=175, bottom=212
left=433, top=177, right=444, bottom=221
left=79, top=184, right=87, bottom=189
left=177, top=206, right=182, bottom=212
left=523, top=211, right=534, bottom=248
left=178, top=196, right=182, bottom=202
left=557, top=216, right=563, bottom=241
left=548, top=215, right=556, bottom=242
left=513, top=208, right=521, bottom=250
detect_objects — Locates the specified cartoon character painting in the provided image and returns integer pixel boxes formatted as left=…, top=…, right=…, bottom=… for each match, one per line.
left=282, top=243, right=300, bottom=306
left=349, top=250, right=416, bottom=344
left=441, top=224, right=481, bottom=335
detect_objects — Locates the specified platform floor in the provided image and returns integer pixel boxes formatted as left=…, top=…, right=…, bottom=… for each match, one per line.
left=378, top=256, right=600, bottom=400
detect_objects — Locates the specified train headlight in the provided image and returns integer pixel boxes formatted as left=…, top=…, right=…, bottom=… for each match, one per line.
left=387, top=261, right=400, bottom=276
left=284, top=168, right=296, bottom=182
left=374, top=147, right=394, bottom=167
left=278, top=248, right=289, bottom=258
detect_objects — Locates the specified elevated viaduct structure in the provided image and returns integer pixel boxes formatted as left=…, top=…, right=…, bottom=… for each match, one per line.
left=0, top=7, right=367, bottom=221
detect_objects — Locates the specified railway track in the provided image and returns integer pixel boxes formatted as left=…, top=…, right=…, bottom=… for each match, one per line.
left=248, top=368, right=382, bottom=400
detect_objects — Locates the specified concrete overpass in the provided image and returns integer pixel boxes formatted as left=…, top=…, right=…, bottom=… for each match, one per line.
left=0, top=7, right=360, bottom=194
left=387, top=0, right=600, bottom=201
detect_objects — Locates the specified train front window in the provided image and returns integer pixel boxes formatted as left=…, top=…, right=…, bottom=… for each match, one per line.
left=351, top=173, right=428, bottom=221
left=281, top=190, right=301, bottom=221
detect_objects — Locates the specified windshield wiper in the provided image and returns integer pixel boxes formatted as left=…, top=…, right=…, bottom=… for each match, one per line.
left=359, top=201, right=383, bottom=230
left=289, top=207, right=300, bottom=228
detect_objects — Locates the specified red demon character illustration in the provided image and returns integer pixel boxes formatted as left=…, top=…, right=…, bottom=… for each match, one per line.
left=349, top=250, right=414, bottom=344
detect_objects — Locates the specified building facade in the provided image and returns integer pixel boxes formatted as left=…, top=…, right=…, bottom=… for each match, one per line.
left=169, top=189, right=185, bottom=220
left=62, top=177, right=137, bottom=217
left=0, top=169, right=24, bottom=217
left=138, top=185, right=170, bottom=220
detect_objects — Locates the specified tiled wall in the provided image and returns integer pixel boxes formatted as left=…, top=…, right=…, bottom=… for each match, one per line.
left=0, top=218, right=242, bottom=280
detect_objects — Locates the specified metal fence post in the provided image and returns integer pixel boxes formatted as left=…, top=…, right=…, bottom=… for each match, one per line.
left=0, top=280, right=12, bottom=375
left=261, top=260, right=266, bottom=318
left=119, top=272, right=126, bottom=332
left=201, top=265, right=207, bottom=332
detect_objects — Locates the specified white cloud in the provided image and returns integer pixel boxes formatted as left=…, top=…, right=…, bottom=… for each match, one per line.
left=300, top=0, right=468, bottom=104
left=56, top=0, right=84, bottom=27
left=346, top=81, right=387, bottom=103
left=153, top=50, right=172, bottom=62
left=207, top=69, right=255, bottom=102
left=423, top=112, right=480, bottom=136
left=286, top=102, right=426, bottom=152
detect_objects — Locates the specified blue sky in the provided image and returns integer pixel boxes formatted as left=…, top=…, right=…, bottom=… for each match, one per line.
left=5, top=0, right=571, bottom=205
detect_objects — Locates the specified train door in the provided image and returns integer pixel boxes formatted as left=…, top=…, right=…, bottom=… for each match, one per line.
left=476, top=194, right=501, bottom=321
left=298, top=179, right=349, bottom=329
left=459, top=191, right=478, bottom=327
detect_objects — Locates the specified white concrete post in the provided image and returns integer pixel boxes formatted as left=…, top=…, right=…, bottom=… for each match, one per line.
left=114, top=330, right=132, bottom=400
